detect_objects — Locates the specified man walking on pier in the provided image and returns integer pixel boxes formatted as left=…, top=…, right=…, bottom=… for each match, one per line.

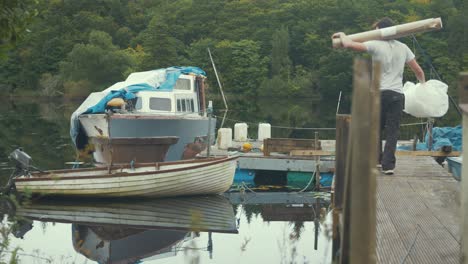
left=332, top=17, right=426, bottom=175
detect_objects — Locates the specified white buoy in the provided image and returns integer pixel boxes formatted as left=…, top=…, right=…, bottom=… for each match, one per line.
left=258, top=123, right=271, bottom=142
left=217, top=128, right=232, bottom=150
left=234, top=123, right=248, bottom=141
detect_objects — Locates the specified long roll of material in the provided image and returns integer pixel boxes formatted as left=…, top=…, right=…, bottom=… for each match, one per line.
left=332, top=17, right=442, bottom=48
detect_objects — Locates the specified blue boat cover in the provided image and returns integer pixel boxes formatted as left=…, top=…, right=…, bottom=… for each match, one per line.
left=70, top=66, right=206, bottom=149
left=398, top=125, right=462, bottom=151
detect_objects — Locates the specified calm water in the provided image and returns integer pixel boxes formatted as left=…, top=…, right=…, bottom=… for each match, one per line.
left=0, top=98, right=333, bottom=263
left=1, top=193, right=332, bottom=264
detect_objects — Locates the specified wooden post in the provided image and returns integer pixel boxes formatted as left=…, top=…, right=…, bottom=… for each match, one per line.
left=427, top=118, right=434, bottom=150
left=459, top=72, right=468, bottom=263
left=334, top=115, right=351, bottom=209
left=332, top=114, right=351, bottom=262
left=340, top=58, right=380, bottom=264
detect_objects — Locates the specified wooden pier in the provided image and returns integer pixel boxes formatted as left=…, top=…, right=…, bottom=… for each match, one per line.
left=376, top=155, right=460, bottom=263
left=332, top=60, right=463, bottom=264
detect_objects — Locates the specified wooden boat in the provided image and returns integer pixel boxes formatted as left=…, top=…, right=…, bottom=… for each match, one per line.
left=446, top=156, right=462, bottom=181
left=14, top=195, right=237, bottom=263
left=14, top=156, right=237, bottom=198
left=15, top=195, right=237, bottom=233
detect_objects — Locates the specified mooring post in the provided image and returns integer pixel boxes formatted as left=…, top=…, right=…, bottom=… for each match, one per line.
left=315, top=131, right=321, bottom=191
left=106, top=113, right=113, bottom=174
left=332, top=114, right=351, bottom=262
left=427, top=117, right=434, bottom=150
left=334, top=115, right=351, bottom=209
left=458, top=72, right=468, bottom=263
left=339, top=58, right=380, bottom=264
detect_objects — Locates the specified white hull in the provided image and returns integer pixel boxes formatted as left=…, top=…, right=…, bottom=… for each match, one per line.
left=15, top=157, right=237, bottom=198
left=79, top=114, right=110, bottom=137
left=78, top=114, right=216, bottom=161
left=15, top=195, right=237, bottom=233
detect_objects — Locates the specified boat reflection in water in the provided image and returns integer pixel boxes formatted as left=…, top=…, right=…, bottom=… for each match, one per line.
left=15, top=195, right=237, bottom=263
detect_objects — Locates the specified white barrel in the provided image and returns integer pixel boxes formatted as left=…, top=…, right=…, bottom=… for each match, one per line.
left=258, top=123, right=271, bottom=141
left=217, top=128, right=232, bottom=150
left=234, top=123, right=248, bottom=141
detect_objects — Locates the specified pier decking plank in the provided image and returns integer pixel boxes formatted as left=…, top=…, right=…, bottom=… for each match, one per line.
left=377, top=156, right=460, bottom=264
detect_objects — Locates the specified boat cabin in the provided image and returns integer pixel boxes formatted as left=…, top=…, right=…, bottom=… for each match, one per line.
left=129, top=74, right=207, bottom=116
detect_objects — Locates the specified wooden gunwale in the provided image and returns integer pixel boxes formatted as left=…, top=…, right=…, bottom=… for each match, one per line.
left=16, top=165, right=231, bottom=189
left=15, top=156, right=237, bottom=182
left=26, top=218, right=238, bottom=234
left=18, top=175, right=232, bottom=196
left=81, top=113, right=207, bottom=120
left=21, top=205, right=233, bottom=223
left=17, top=194, right=238, bottom=233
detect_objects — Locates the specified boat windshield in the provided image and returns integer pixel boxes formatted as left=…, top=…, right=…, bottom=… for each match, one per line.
left=135, top=97, right=142, bottom=110
left=174, top=79, right=191, bottom=90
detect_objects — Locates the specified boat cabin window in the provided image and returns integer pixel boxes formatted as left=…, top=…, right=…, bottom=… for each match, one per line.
left=185, top=99, right=192, bottom=112
left=176, top=98, right=196, bottom=113
left=135, top=97, right=142, bottom=110
left=174, top=79, right=191, bottom=90
left=181, top=99, right=186, bottom=111
left=177, top=100, right=182, bottom=112
left=149, top=98, right=171, bottom=111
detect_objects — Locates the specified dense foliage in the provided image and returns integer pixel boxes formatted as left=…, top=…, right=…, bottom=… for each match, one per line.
left=1, top=0, right=466, bottom=137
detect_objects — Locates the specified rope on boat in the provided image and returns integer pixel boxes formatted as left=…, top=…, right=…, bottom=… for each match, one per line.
left=240, top=181, right=257, bottom=194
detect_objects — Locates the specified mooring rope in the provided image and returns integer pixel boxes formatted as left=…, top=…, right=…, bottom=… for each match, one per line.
left=299, top=170, right=317, bottom=193
left=213, top=115, right=336, bottom=130
left=214, top=115, right=428, bottom=130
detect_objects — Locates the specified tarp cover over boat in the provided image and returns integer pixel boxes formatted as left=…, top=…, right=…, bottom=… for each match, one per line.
left=70, top=66, right=206, bottom=149
left=398, top=125, right=462, bottom=151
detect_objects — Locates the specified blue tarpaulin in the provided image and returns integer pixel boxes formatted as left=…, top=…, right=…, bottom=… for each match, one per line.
left=70, top=66, right=206, bottom=149
left=83, top=83, right=154, bottom=114
left=398, top=125, right=462, bottom=151
left=83, top=66, right=206, bottom=115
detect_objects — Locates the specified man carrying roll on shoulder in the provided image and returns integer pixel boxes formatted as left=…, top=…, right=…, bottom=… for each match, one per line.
left=332, top=17, right=426, bottom=175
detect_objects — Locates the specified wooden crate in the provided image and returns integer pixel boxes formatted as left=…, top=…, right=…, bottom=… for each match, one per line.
left=263, top=138, right=321, bottom=156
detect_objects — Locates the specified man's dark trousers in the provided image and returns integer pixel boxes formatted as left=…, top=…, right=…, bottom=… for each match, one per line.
left=379, top=90, right=405, bottom=171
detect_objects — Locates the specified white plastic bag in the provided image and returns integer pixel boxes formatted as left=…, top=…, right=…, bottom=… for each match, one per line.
left=402, top=79, right=448, bottom=118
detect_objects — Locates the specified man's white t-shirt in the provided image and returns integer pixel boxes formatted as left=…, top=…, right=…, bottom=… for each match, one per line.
left=364, top=40, right=415, bottom=93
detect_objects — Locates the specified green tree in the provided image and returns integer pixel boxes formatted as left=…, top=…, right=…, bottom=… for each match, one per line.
left=60, top=30, right=134, bottom=92
left=0, top=0, right=38, bottom=58
left=137, top=17, right=180, bottom=69
left=271, top=27, right=292, bottom=79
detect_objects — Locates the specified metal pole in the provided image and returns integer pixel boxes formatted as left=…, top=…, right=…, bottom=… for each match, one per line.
left=336, top=91, right=342, bottom=115
left=208, top=48, right=228, bottom=128
left=315, top=131, right=320, bottom=191
left=207, top=101, right=213, bottom=158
